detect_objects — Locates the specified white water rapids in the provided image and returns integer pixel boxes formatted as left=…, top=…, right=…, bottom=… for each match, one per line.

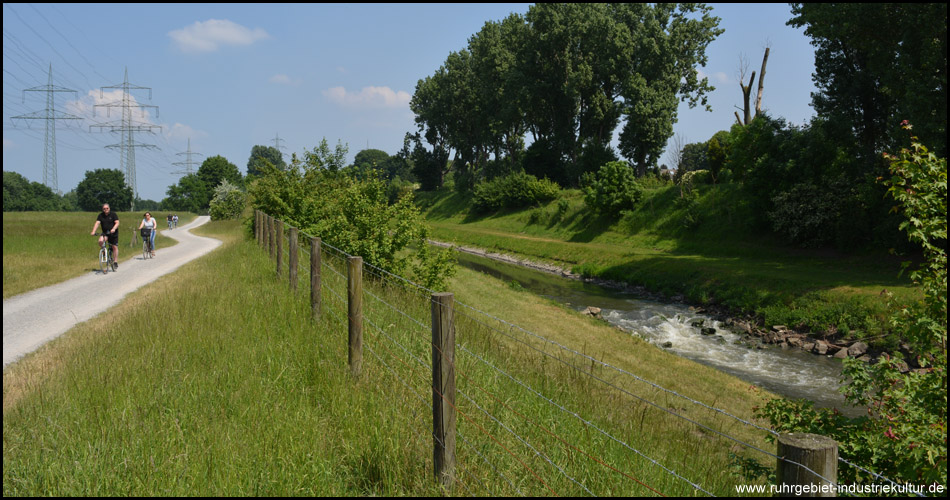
left=455, top=251, right=861, bottom=417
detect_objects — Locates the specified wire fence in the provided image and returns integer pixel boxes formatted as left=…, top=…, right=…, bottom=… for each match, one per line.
left=251, top=210, right=921, bottom=497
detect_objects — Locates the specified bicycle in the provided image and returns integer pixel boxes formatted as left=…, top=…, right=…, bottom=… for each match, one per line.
left=96, top=232, right=117, bottom=273
left=141, top=228, right=154, bottom=260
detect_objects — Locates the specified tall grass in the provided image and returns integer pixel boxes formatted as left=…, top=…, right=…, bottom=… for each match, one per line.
left=2, top=212, right=195, bottom=299
left=4, top=218, right=776, bottom=496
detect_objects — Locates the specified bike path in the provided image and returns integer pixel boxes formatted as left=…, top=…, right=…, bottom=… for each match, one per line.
left=3, top=216, right=221, bottom=368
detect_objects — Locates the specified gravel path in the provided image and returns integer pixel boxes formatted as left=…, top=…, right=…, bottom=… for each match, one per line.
left=3, top=216, right=221, bottom=368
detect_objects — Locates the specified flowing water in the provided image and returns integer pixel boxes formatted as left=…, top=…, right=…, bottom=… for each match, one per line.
left=456, top=251, right=862, bottom=417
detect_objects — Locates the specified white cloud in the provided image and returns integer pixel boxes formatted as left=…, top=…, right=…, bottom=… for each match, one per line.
left=698, top=68, right=731, bottom=85
left=168, top=19, right=269, bottom=53
left=323, top=86, right=411, bottom=108
left=269, top=74, right=301, bottom=86
left=165, top=123, right=207, bottom=142
left=66, top=89, right=158, bottom=127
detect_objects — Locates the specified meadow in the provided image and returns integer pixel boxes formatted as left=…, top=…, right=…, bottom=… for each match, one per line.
left=3, top=217, right=779, bottom=496
left=3, top=212, right=196, bottom=299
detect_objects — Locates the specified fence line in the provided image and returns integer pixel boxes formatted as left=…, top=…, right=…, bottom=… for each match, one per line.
left=251, top=211, right=910, bottom=497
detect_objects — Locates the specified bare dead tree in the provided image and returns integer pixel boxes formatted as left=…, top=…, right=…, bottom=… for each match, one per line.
left=666, top=133, right=687, bottom=178
left=755, top=43, right=771, bottom=119
left=736, top=53, right=756, bottom=126
left=735, top=46, right=770, bottom=125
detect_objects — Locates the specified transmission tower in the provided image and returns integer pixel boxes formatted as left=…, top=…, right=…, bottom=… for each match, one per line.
left=11, top=64, right=82, bottom=194
left=90, top=67, right=161, bottom=210
left=172, top=138, right=203, bottom=176
left=272, top=132, right=288, bottom=157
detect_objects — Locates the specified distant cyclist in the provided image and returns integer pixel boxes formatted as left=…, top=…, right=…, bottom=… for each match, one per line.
left=173, top=214, right=178, bottom=228
left=138, top=211, right=157, bottom=257
left=167, top=214, right=173, bottom=230
left=91, top=203, right=120, bottom=269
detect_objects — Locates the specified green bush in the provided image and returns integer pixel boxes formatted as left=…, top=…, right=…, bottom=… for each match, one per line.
left=768, top=181, right=847, bottom=247
left=249, top=156, right=456, bottom=291
left=472, top=171, right=561, bottom=213
left=209, top=180, right=246, bottom=220
left=581, top=161, right=642, bottom=215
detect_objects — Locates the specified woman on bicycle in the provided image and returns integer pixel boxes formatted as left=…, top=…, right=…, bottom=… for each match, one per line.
left=138, top=212, right=157, bottom=257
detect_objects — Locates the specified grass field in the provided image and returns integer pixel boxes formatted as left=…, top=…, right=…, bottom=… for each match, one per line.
left=2, top=212, right=196, bottom=299
left=3, top=217, right=778, bottom=496
left=416, top=185, right=919, bottom=348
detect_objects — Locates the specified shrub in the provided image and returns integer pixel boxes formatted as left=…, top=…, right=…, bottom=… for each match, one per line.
left=581, top=161, right=642, bottom=215
left=209, top=180, right=246, bottom=220
left=768, top=180, right=847, bottom=247
left=249, top=157, right=457, bottom=291
left=472, top=171, right=561, bottom=213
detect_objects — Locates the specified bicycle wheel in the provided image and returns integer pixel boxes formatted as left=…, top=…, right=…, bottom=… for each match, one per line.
left=143, top=238, right=150, bottom=259
left=99, top=247, right=109, bottom=274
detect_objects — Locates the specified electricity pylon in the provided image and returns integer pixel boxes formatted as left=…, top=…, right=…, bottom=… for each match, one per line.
left=172, top=138, right=203, bottom=176
left=11, top=64, right=82, bottom=194
left=272, top=132, right=288, bottom=157
left=90, top=67, right=161, bottom=210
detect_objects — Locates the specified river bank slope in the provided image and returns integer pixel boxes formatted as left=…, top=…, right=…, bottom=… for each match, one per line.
left=416, top=184, right=920, bottom=359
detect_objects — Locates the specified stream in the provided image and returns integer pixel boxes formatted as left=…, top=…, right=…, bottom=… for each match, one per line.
left=456, top=251, right=862, bottom=417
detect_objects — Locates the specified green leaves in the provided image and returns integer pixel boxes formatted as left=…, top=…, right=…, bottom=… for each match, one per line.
left=249, top=160, right=457, bottom=292
left=582, top=161, right=642, bottom=215
left=760, top=133, right=947, bottom=489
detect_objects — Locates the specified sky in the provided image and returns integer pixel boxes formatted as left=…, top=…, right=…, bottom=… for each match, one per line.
left=3, top=3, right=818, bottom=203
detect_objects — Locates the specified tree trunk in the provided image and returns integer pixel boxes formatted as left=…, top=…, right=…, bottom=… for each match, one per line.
left=740, top=71, right=756, bottom=125
left=755, top=48, right=770, bottom=118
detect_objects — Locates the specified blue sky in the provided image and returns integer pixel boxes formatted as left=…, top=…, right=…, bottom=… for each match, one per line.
left=3, top=3, right=817, bottom=203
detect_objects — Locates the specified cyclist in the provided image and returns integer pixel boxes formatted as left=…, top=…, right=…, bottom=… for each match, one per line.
left=173, top=214, right=178, bottom=228
left=138, top=211, right=157, bottom=257
left=91, top=203, right=120, bottom=269
left=167, top=214, right=173, bottom=230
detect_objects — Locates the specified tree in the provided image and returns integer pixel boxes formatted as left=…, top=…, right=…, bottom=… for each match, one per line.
left=3, top=171, right=66, bottom=211
left=246, top=145, right=286, bottom=178
left=162, top=173, right=207, bottom=213
left=614, top=3, right=723, bottom=177
left=76, top=168, right=133, bottom=212
left=351, top=148, right=391, bottom=180
left=302, top=138, right=349, bottom=174
left=788, top=3, right=947, bottom=162
left=679, top=142, right=709, bottom=174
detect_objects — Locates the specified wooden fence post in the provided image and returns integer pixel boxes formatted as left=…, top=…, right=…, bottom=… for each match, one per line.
left=289, top=227, right=298, bottom=291
left=347, top=256, right=363, bottom=377
left=431, top=292, right=456, bottom=489
left=267, top=215, right=275, bottom=259
left=776, top=433, right=838, bottom=497
left=276, top=220, right=284, bottom=278
left=311, top=237, right=322, bottom=318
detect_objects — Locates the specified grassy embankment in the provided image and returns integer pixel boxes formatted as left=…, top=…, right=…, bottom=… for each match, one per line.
left=4, top=217, right=776, bottom=496
left=2, top=212, right=196, bottom=299
left=417, top=184, right=918, bottom=349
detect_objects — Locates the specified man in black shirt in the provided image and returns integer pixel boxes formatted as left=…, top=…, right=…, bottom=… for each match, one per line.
left=91, top=203, right=120, bottom=269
